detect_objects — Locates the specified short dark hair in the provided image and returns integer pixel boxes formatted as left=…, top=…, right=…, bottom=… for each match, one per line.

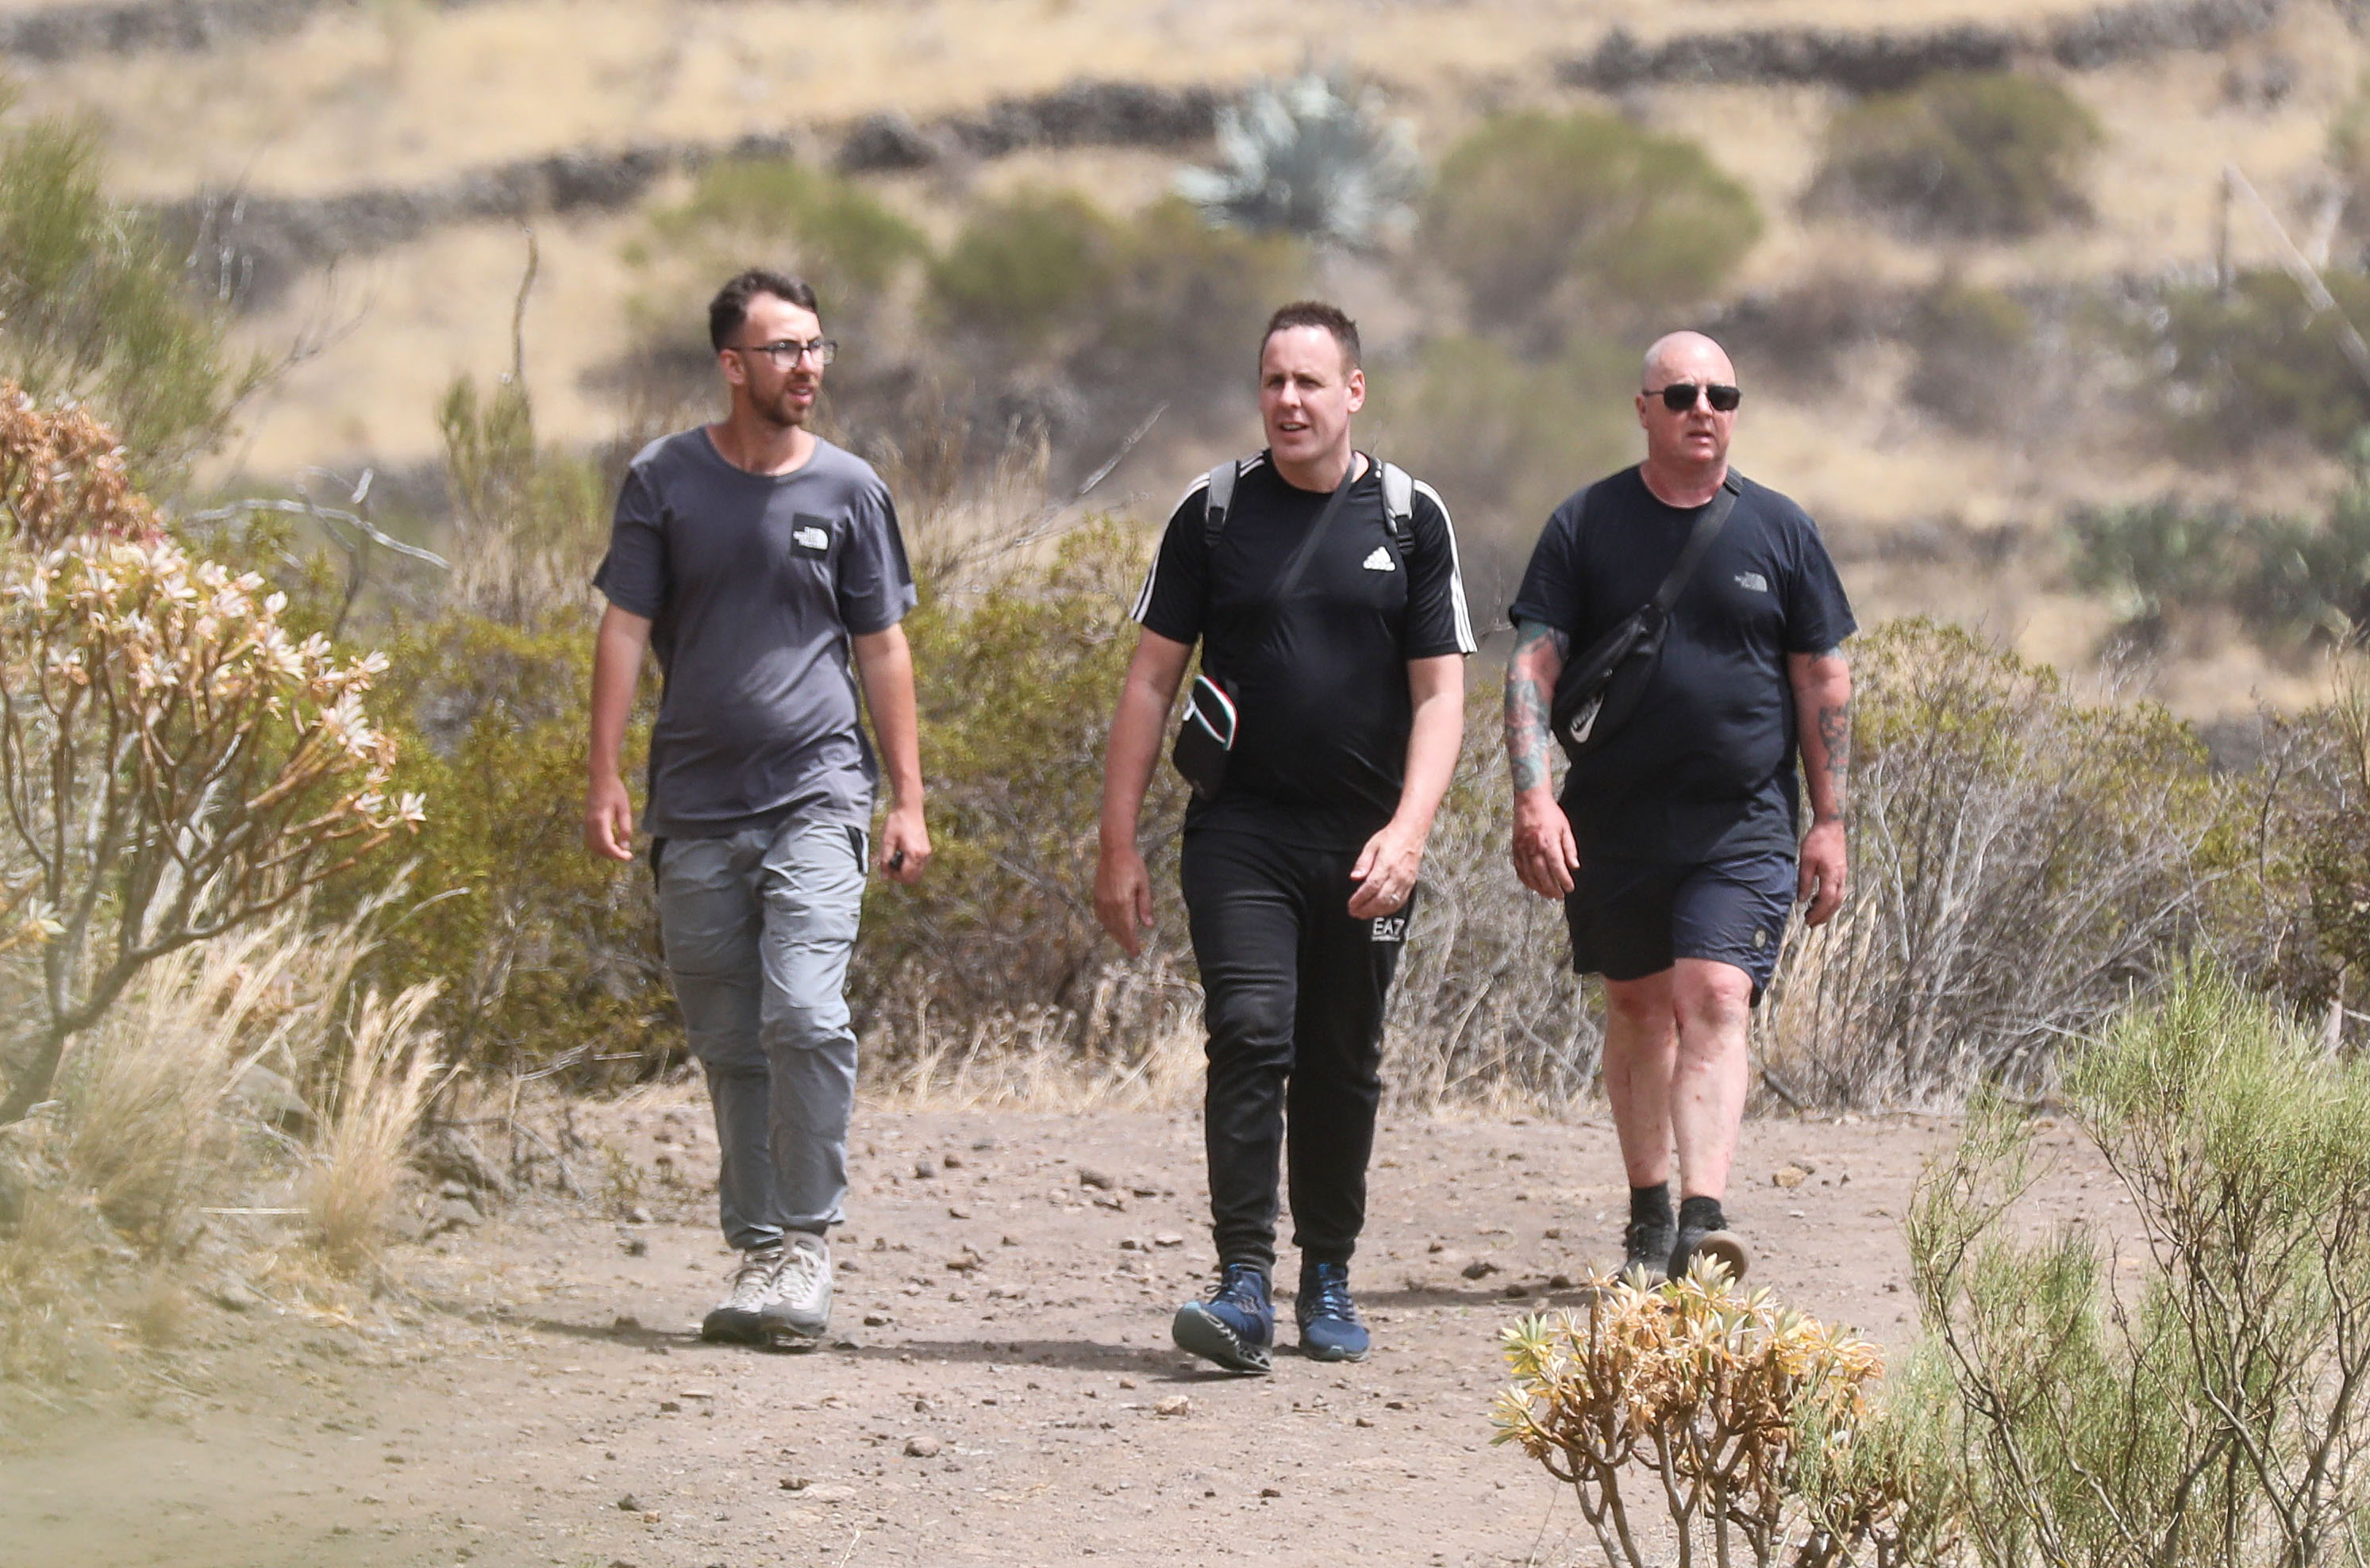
left=709, top=269, right=821, bottom=352
left=1261, top=300, right=1361, bottom=371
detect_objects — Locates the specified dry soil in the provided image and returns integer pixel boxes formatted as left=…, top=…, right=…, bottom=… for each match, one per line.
left=0, top=1102, right=2125, bottom=1567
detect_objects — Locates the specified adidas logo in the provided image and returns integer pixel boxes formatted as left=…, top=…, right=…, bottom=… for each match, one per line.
left=1361, top=547, right=1395, bottom=572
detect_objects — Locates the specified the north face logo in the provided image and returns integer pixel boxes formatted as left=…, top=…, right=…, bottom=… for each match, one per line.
left=794, top=525, right=830, bottom=551
left=1362, top=547, right=1395, bottom=572
left=1735, top=571, right=1768, bottom=594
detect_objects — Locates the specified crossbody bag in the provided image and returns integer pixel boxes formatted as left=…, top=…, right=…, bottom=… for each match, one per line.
left=1549, top=474, right=1741, bottom=763
left=1171, top=456, right=1391, bottom=801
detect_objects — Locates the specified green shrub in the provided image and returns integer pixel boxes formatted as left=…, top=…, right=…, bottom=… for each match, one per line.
left=929, top=192, right=1303, bottom=434
left=855, top=521, right=1191, bottom=1051
left=1911, top=966, right=2370, bottom=1566
left=1903, top=280, right=2033, bottom=433
left=2135, top=267, right=2370, bottom=457
left=1175, top=71, right=1422, bottom=248
left=1810, top=71, right=2103, bottom=238
left=0, top=111, right=262, bottom=478
left=627, top=159, right=927, bottom=319
left=1365, top=335, right=1633, bottom=564
left=436, top=371, right=610, bottom=626
left=2062, top=496, right=2247, bottom=642
left=1420, top=110, right=1760, bottom=344
left=928, top=187, right=1121, bottom=352
left=360, top=614, right=669, bottom=1078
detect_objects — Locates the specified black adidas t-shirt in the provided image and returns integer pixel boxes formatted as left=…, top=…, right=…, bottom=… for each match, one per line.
left=1134, top=452, right=1476, bottom=849
left=1509, top=467, right=1856, bottom=863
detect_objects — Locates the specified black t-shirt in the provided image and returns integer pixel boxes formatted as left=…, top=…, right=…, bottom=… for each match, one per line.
left=1508, top=466, right=1856, bottom=863
left=1134, top=452, right=1476, bottom=849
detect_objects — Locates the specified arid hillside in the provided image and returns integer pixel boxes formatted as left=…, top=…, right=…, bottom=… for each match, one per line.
left=10, top=0, right=2370, bottom=713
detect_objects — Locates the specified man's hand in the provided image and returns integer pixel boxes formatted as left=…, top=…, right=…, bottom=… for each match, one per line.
left=879, top=801, right=930, bottom=884
left=1095, top=844, right=1156, bottom=956
left=1799, top=817, right=1847, bottom=926
left=1510, top=790, right=1579, bottom=898
left=1348, top=818, right=1425, bottom=919
left=585, top=773, right=637, bottom=862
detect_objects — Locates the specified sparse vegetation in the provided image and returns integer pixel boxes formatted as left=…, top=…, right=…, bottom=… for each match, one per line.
left=1810, top=71, right=2103, bottom=238
left=1903, top=281, right=2034, bottom=435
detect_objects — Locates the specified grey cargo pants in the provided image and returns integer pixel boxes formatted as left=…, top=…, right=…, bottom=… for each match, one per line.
left=655, top=820, right=867, bottom=1252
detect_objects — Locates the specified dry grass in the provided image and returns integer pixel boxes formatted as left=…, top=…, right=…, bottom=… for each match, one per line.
left=303, top=981, right=443, bottom=1274
left=59, top=905, right=377, bottom=1246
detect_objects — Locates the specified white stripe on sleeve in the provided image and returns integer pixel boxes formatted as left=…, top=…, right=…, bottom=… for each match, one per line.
left=1412, top=478, right=1478, bottom=654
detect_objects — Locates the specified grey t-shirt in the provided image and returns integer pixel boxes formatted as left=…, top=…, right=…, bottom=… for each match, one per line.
left=592, top=429, right=916, bottom=840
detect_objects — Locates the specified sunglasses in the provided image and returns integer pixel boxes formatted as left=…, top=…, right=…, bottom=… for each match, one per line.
left=1646, top=382, right=1742, bottom=413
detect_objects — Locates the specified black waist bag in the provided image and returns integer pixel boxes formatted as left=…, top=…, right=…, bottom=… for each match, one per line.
left=1549, top=475, right=1739, bottom=762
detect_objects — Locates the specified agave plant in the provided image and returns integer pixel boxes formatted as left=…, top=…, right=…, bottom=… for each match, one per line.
left=1175, top=73, right=1422, bottom=250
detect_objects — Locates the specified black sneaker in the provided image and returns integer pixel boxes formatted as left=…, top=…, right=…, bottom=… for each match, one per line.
left=1295, top=1260, right=1369, bottom=1362
left=1620, top=1217, right=1677, bottom=1284
left=1172, top=1263, right=1273, bottom=1374
left=1669, top=1225, right=1749, bottom=1283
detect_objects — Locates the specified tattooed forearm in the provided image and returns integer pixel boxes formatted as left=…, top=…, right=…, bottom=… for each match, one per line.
left=1505, top=620, right=1570, bottom=796
left=1813, top=700, right=1850, bottom=805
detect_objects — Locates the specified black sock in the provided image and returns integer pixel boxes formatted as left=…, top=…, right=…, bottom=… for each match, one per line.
left=1629, top=1183, right=1673, bottom=1228
left=1678, top=1195, right=1726, bottom=1233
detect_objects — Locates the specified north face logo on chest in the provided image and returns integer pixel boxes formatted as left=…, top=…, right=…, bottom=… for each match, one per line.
left=794, top=525, right=830, bottom=551
left=1362, top=547, right=1395, bottom=572
left=1734, top=571, right=1769, bottom=594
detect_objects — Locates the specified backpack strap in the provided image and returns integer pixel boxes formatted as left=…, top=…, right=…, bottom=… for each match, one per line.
left=1379, top=461, right=1415, bottom=553
left=1201, top=459, right=1241, bottom=547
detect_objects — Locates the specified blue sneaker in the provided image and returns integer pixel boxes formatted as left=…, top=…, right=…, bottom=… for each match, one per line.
left=1172, top=1263, right=1273, bottom=1374
left=1295, top=1260, right=1370, bottom=1362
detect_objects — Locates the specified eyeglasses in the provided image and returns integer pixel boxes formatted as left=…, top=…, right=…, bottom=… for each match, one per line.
left=1645, top=382, right=1741, bottom=413
left=734, top=337, right=837, bottom=367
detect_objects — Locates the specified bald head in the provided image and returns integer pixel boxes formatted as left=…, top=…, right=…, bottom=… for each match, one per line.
left=1636, top=330, right=1740, bottom=486
left=1642, top=330, right=1734, bottom=388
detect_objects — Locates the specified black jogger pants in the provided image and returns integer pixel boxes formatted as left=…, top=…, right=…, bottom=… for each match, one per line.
left=1179, top=828, right=1410, bottom=1277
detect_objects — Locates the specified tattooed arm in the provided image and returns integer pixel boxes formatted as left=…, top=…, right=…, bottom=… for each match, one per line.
left=1787, top=647, right=1853, bottom=926
left=1506, top=619, right=1581, bottom=897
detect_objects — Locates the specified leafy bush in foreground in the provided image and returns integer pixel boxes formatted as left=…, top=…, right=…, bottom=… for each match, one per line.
left=1913, top=966, right=2370, bottom=1566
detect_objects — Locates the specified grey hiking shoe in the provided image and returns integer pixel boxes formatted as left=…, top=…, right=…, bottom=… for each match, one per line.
left=758, top=1232, right=832, bottom=1351
left=702, top=1244, right=784, bottom=1344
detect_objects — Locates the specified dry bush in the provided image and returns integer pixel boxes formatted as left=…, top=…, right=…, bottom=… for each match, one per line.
left=1494, top=1266, right=1955, bottom=1568
left=304, top=981, right=442, bottom=1274
left=1912, top=967, right=2370, bottom=1567
left=0, top=504, right=423, bottom=1120
left=1758, top=619, right=2234, bottom=1109
left=58, top=905, right=375, bottom=1247
left=871, top=982, right=1204, bottom=1113
left=1384, top=693, right=1603, bottom=1113
left=1809, top=72, right=2103, bottom=239
left=1421, top=110, right=1760, bottom=350
left=2126, top=268, right=2370, bottom=459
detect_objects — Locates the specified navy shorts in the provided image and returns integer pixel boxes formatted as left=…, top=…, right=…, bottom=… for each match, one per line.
left=1562, top=851, right=1797, bottom=1001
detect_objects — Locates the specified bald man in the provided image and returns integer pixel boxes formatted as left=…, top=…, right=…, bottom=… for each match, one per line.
left=1502, top=332, right=1855, bottom=1285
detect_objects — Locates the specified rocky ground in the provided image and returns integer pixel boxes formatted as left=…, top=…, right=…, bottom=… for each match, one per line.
left=0, top=1101, right=2117, bottom=1567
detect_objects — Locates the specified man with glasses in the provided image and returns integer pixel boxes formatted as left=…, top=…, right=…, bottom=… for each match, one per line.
left=586, top=268, right=929, bottom=1350
left=1502, top=330, right=1853, bottom=1286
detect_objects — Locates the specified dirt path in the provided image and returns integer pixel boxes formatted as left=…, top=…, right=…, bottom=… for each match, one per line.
left=0, top=1105, right=2112, bottom=1568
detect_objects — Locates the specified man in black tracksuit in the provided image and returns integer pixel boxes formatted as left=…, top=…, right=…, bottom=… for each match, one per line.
left=1095, top=301, right=1474, bottom=1373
